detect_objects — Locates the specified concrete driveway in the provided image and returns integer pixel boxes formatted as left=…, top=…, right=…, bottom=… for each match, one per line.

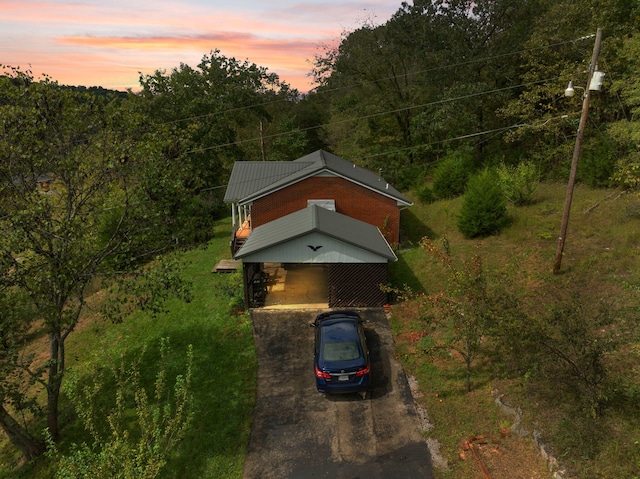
left=243, top=308, right=433, bottom=479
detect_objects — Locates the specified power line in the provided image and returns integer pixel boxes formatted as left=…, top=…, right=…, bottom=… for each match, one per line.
left=196, top=114, right=572, bottom=194
left=185, top=78, right=558, bottom=155
left=154, top=35, right=595, bottom=128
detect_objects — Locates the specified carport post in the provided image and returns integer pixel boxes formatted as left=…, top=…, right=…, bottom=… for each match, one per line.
left=242, top=262, right=251, bottom=310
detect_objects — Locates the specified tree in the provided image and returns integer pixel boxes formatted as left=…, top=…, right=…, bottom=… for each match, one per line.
left=421, top=237, right=491, bottom=392
left=139, top=50, right=300, bottom=186
left=0, top=68, right=189, bottom=459
left=431, top=147, right=475, bottom=199
left=311, top=0, right=540, bottom=172
left=0, top=288, right=45, bottom=460
left=457, top=168, right=508, bottom=238
left=609, top=32, right=640, bottom=190
left=384, top=237, right=491, bottom=392
left=500, top=0, right=639, bottom=178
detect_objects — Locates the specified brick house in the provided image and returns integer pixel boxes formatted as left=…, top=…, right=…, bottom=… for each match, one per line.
left=223, top=150, right=412, bottom=308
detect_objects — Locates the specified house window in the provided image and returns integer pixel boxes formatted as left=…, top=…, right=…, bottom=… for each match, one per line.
left=308, top=199, right=335, bottom=211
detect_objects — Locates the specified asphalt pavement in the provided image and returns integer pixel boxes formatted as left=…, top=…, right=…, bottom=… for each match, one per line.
left=242, top=308, right=434, bottom=479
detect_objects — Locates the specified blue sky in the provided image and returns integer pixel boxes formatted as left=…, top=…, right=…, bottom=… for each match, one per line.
left=1, top=0, right=403, bottom=91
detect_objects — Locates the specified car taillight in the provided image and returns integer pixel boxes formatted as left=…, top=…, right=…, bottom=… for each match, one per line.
left=315, top=367, right=331, bottom=379
left=356, top=365, right=370, bottom=377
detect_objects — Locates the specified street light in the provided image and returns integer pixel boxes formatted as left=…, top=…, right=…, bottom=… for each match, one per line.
left=553, top=28, right=603, bottom=274
left=564, top=81, right=580, bottom=97
left=564, top=68, right=605, bottom=98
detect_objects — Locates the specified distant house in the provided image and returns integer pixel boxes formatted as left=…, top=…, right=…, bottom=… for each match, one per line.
left=223, top=150, right=413, bottom=308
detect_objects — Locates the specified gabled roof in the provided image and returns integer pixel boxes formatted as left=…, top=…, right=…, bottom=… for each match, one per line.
left=223, top=149, right=412, bottom=206
left=234, top=205, right=397, bottom=261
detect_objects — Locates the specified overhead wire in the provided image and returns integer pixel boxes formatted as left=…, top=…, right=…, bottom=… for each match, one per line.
left=157, top=36, right=594, bottom=128
left=185, top=77, right=558, bottom=155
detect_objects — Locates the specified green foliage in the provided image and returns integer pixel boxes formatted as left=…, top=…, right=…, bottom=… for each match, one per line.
left=47, top=339, right=194, bottom=479
left=416, top=184, right=435, bottom=204
left=578, top=138, right=616, bottom=188
left=0, top=66, right=196, bottom=457
left=608, top=32, right=640, bottom=191
left=101, top=254, right=193, bottom=323
left=496, top=161, right=540, bottom=206
left=457, top=168, right=508, bottom=238
left=384, top=236, right=492, bottom=392
left=431, top=148, right=475, bottom=199
left=541, top=299, right=616, bottom=418
left=218, top=272, right=245, bottom=314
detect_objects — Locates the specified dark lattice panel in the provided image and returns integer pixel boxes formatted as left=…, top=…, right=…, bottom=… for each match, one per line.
left=328, top=263, right=388, bottom=308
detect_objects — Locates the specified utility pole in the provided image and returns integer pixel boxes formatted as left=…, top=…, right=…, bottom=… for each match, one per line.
left=259, top=120, right=266, bottom=161
left=553, top=28, right=603, bottom=274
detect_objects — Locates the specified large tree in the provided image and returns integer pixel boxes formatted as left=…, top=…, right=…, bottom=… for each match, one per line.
left=311, top=0, right=541, bottom=184
left=0, top=68, right=187, bottom=459
left=139, top=50, right=306, bottom=181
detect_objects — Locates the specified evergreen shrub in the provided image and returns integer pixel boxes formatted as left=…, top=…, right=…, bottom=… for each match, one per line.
left=457, top=168, right=508, bottom=238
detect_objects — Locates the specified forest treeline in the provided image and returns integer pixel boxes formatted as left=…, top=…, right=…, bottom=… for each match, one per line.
left=1, top=0, right=639, bottom=468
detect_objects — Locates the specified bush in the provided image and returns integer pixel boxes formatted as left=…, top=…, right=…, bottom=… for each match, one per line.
left=416, top=184, right=435, bottom=204
left=496, top=161, right=539, bottom=206
left=432, top=148, right=475, bottom=199
left=578, top=138, right=616, bottom=188
left=47, top=339, right=194, bottom=479
left=457, top=168, right=508, bottom=238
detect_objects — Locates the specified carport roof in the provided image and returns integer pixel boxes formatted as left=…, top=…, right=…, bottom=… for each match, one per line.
left=223, top=149, right=412, bottom=207
left=233, top=205, right=397, bottom=261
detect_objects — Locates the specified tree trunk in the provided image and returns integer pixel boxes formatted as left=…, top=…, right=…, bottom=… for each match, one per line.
left=0, top=404, right=46, bottom=460
left=47, top=331, right=64, bottom=440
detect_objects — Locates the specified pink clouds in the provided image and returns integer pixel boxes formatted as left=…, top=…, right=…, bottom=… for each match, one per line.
left=0, top=0, right=400, bottom=92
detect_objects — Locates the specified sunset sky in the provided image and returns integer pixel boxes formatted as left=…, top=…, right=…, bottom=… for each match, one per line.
left=1, top=0, right=402, bottom=92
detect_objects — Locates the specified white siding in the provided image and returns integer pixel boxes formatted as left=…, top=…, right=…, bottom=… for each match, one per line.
left=239, top=232, right=387, bottom=264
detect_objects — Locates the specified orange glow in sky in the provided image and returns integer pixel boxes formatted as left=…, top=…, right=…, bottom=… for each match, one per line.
left=1, top=0, right=402, bottom=92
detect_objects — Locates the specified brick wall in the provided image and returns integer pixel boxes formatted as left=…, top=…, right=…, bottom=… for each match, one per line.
left=251, top=176, right=400, bottom=244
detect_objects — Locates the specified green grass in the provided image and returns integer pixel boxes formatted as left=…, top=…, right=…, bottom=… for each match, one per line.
left=390, top=183, right=640, bottom=478
left=0, top=219, right=256, bottom=479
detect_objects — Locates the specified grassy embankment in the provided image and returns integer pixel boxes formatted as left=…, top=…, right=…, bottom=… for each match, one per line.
left=389, top=182, right=640, bottom=478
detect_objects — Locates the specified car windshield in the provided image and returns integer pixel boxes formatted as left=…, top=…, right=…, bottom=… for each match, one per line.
left=323, top=341, right=360, bottom=362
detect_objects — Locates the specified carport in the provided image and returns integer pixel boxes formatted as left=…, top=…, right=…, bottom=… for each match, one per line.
left=234, top=205, right=397, bottom=309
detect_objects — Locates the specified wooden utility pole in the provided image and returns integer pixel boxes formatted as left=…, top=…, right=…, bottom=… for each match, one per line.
left=259, top=120, right=266, bottom=161
left=553, top=28, right=603, bottom=274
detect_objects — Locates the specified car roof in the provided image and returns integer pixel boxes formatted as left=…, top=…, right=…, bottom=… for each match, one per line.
left=320, top=318, right=360, bottom=343
left=316, top=311, right=360, bottom=323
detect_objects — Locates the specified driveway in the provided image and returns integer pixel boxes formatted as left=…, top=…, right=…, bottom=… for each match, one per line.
left=243, top=308, right=433, bottom=479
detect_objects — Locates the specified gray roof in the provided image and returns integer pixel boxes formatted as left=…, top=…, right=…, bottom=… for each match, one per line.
left=234, top=205, right=397, bottom=261
left=223, top=150, right=412, bottom=206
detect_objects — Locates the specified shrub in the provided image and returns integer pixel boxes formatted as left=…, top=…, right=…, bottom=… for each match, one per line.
left=432, top=148, right=475, bottom=199
left=416, top=184, right=435, bottom=204
left=457, top=168, right=508, bottom=238
left=496, top=161, right=539, bottom=206
left=47, top=339, right=194, bottom=479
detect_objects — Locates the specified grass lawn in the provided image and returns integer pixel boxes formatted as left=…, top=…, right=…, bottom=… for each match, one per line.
left=1, top=219, right=256, bottom=479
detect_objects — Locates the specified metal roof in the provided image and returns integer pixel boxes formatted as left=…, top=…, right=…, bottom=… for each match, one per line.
left=234, top=205, right=397, bottom=262
left=223, top=150, right=413, bottom=206
left=223, top=161, right=309, bottom=203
